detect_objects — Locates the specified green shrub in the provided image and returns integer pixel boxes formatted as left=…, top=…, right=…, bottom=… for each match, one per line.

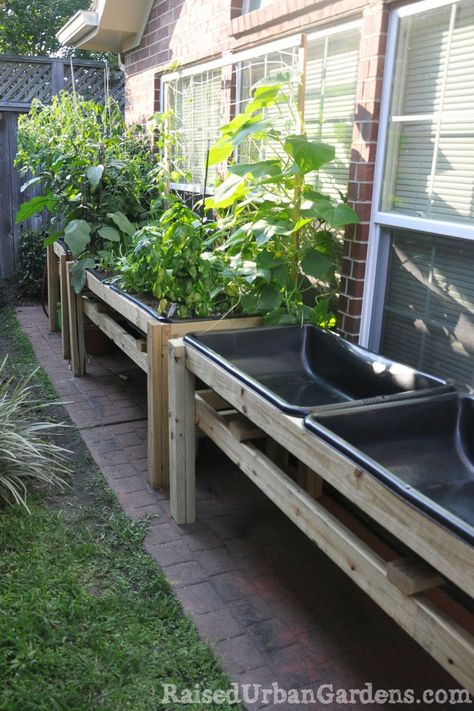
left=0, top=358, right=71, bottom=509
left=16, top=229, right=47, bottom=298
left=15, top=92, right=161, bottom=290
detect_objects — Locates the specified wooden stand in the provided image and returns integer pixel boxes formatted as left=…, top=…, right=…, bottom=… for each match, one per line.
left=66, top=268, right=261, bottom=488
left=46, top=241, right=72, bottom=360
left=168, top=338, right=474, bottom=694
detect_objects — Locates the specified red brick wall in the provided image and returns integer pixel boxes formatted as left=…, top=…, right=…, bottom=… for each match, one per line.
left=338, top=1, right=388, bottom=340
left=122, top=0, right=393, bottom=340
left=124, top=0, right=239, bottom=123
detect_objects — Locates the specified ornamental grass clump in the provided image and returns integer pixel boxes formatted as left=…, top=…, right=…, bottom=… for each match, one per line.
left=0, top=359, right=71, bottom=509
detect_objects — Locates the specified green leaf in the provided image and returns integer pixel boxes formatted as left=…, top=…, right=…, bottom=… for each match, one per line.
left=284, top=136, right=335, bottom=174
left=20, top=176, right=42, bottom=193
left=108, top=211, right=136, bottom=237
left=86, top=164, right=104, bottom=190
left=229, top=160, right=281, bottom=178
left=207, top=136, right=234, bottom=166
left=231, top=119, right=272, bottom=148
left=69, top=258, right=95, bottom=294
left=240, top=293, right=258, bottom=313
left=43, top=230, right=62, bottom=246
left=257, top=285, right=283, bottom=312
left=98, top=225, right=120, bottom=242
left=301, top=200, right=360, bottom=227
left=301, top=248, right=333, bottom=280
left=206, top=174, right=247, bottom=209
left=15, top=193, right=57, bottom=223
left=272, top=263, right=289, bottom=287
left=64, top=219, right=91, bottom=256
left=256, top=252, right=286, bottom=270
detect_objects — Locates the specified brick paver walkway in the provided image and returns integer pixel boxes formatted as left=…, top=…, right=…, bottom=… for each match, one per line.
left=16, top=305, right=464, bottom=710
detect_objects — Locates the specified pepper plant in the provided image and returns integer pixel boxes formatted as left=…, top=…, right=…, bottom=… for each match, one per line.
left=206, top=80, right=359, bottom=326
left=117, top=195, right=238, bottom=319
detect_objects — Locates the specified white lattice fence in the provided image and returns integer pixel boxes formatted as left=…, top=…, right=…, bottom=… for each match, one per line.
left=0, top=56, right=124, bottom=110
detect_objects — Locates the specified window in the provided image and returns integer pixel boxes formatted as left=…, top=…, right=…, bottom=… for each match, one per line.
left=236, top=24, right=360, bottom=198
left=160, top=22, right=360, bottom=195
left=163, top=69, right=222, bottom=189
left=243, top=0, right=274, bottom=13
left=236, top=46, right=301, bottom=163
left=381, top=231, right=474, bottom=390
left=381, top=1, right=474, bottom=223
left=363, top=0, right=474, bottom=393
left=305, top=27, right=360, bottom=199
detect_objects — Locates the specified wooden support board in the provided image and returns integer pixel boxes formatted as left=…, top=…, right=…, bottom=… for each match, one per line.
left=68, top=268, right=261, bottom=489
left=47, top=244, right=59, bottom=333
left=48, top=241, right=72, bottom=360
left=167, top=339, right=474, bottom=694
left=66, top=263, right=86, bottom=377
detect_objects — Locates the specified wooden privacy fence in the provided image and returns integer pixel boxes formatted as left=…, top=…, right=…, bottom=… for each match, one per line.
left=0, top=55, right=124, bottom=284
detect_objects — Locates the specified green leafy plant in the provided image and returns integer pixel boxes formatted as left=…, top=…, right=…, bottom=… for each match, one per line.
left=117, top=196, right=238, bottom=319
left=16, top=229, right=47, bottom=298
left=15, top=93, right=161, bottom=291
left=0, top=358, right=70, bottom=509
left=206, top=79, right=359, bottom=326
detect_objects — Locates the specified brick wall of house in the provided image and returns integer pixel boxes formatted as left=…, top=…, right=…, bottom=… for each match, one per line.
left=122, top=0, right=392, bottom=340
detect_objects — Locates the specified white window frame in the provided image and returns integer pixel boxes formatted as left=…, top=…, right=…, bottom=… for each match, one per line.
left=359, top=0, right=474, bottom=349
left=160, top=35, right=302, bottom=192
left=160, top=19, right=362, bottom=193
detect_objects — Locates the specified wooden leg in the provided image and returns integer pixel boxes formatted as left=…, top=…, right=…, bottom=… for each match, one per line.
left=66, top=263, right=86, bottom=376
left=297, top=461, right=323, bottom=499
left=168, top=338, right=196, bottom=524
left=59, top=255, right=71, bottom=360
left=47, top=244, right=59, bottom=332
left=147, top=322, right=163, bottom=489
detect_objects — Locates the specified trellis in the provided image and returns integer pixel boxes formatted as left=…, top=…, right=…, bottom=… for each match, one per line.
left=0, top=55, right=124, bottom=111
left=0, top=55, right=124, bottom=284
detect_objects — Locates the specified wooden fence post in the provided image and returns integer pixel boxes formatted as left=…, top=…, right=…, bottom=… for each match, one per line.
left=66, top=263, right=86, bottom=376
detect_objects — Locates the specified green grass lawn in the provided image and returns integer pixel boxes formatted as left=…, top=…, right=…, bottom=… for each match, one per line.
left=0, top=307, right=240, bottom=710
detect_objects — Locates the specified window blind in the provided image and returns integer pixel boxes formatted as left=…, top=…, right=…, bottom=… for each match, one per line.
left=305, top=29, right=360, bottom=199
left=165, top=69, right=222, bottom=187
left=381, top=0, right=474, bottom=224
left=381, top=230, right=474, bottom=392
left=236, top=27, right=360, bottom=198
left=237, top=48, right=300, bottom=163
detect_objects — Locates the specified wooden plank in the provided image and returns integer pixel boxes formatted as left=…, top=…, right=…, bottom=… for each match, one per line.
left=193, top=393, right=474, bottom=694
left=66, top=263, right=86, bottom=377
left=387, top=557, right=446, bottom=596
left=198, top=388, right=232, bottom=411
left=169, top=315, right=262, bottom=338
left=47, top=244, right=59, bottom=332
left=184, top=345, right=474, bottom=598
left=168, top=338, right=195, bottom=524
left=160, top=324, right=171, bottom=486
left=85, top=270, right=153, bottom=334
left=82, top=297, right=147, bottom=372
left=228, top=413, right=265, bottom=441
left=59, top=254, right=71, bottom=360
left=147, top=322, right=163, bottom=489
left=297, top=461, right=323, bottom=499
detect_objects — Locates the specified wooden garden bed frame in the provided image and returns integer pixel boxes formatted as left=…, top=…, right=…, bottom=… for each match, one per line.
left=168, top=338, right=474, bottom=693
left=47, top=241, right=72, bottom=360
left=64, top=267, right=261, bottom=488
